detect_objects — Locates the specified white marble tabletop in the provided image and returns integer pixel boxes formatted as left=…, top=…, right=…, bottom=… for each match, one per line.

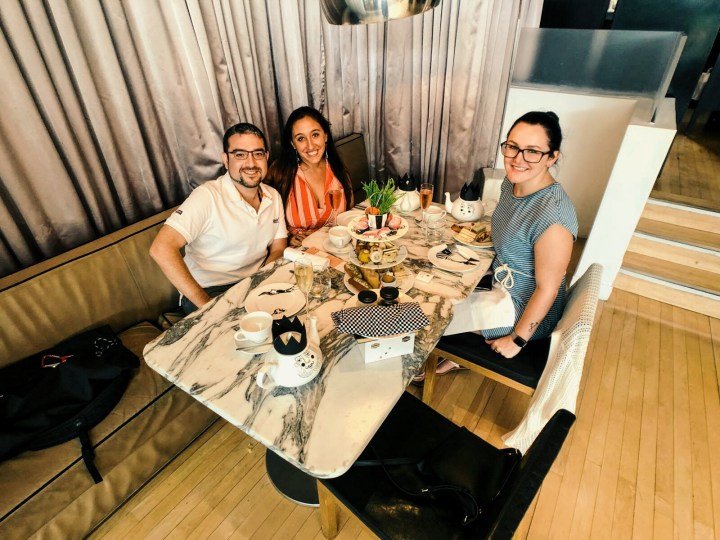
left=143, top=208, right=493, bottom=478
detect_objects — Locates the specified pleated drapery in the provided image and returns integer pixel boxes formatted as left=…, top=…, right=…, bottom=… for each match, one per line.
left=0, top=0, right=541, bottom=278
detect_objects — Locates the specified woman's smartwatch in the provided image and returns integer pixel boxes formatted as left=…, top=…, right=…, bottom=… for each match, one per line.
left=510, top=330, right=527, bottom=348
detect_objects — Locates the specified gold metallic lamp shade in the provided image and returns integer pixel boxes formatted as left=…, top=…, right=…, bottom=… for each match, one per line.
left=321, top=0, right=442, bottom=25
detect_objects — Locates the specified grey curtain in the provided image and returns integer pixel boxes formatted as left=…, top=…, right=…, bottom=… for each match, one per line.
left=0, top=0, right=540, bottom=278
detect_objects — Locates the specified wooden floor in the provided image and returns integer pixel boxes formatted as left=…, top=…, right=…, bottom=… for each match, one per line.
left=90, top=288, right=720, bottom=539
left=654, top=127, right=720, bottom=212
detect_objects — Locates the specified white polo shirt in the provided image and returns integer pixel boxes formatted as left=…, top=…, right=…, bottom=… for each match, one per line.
left=165, top=173, right=287, bottom=287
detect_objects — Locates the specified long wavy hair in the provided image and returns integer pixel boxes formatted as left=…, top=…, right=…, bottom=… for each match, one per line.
left=267, top=106, right=353, bottom=207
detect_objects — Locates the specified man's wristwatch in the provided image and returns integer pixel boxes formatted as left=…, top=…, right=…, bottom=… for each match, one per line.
left=510, top=330, right=527, bottom=348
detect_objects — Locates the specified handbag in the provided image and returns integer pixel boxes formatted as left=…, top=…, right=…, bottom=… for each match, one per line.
left=0, top=325, right=139, bottom=482
left=356, top=426, right=521, bottom=526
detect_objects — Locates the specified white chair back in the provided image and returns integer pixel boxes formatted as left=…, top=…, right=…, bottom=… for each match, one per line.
left=503, top=263, right=603, bottom=452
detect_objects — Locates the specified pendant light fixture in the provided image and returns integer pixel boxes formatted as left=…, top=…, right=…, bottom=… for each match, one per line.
left=321, top=0, right=442, bottom=25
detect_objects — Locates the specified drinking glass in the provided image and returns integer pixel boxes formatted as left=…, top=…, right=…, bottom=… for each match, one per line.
left=294, top=259, right=314, bottom=320
left=310, top=271, right=332, bottom=300
left=425, top=217, right=446, bottom=245
left=419, top=183, right=434, bottom=228
left=327, top=189, right=343, bottom=227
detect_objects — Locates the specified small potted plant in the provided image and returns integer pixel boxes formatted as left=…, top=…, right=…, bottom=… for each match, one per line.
left=362, top=179, right=402, bottom=229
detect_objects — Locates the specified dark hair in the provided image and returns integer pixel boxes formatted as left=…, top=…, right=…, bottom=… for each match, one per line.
left=508, top=111, right=562, bottom=154
left=223, top=122, right=268, bottom=153
left=266, top=106, right=353, bottom=207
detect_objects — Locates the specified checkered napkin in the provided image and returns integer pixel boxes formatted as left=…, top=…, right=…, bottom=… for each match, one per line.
left=331, top=303, right=430, bottom=337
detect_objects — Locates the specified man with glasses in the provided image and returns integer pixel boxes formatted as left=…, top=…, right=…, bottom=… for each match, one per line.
left=150, top=123, right=287, bottom=314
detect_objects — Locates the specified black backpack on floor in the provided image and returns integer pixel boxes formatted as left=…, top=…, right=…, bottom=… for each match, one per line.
left=0, top=325, right=139, bottom=483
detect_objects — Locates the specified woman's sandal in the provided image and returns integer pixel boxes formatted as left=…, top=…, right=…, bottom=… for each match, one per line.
left=411, top=358, right=468, bottom=385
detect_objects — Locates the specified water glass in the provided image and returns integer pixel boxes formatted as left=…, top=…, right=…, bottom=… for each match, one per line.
left=425, top=217, right=446, bottom=245
left=310, top=271, right=332, bottom=300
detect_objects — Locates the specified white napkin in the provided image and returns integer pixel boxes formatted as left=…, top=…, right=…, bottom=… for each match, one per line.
left=283, top=247, right=329, bottom=271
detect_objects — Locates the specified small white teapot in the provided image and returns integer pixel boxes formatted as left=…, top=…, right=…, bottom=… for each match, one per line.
left=256, top=316, right=322, bottom=389
left=444, top=182, right=484, bottom=222
left=394, top=173, right=420, bottom=213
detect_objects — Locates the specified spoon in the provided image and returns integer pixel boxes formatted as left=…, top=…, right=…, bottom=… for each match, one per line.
left=236, top=343, right=273, bottom=354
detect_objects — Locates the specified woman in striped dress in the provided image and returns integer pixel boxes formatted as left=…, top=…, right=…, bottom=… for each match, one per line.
left=483, top=111, right=578, bottom=359
left=267, top=107, right=353, bottom=246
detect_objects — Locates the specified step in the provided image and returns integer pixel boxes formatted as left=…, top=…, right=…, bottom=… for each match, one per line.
left=623, top=225, right=720, bottom=297
left=622, top=250, right=720, bottom=296
left=614, top=270, right=720, bottom=319
left=618, top=199, right=720, bottom=316
left=636, top=218, right=720, bottom=251
left=650, top=190, right=720, bottom=214
left=638, top=199, right=720, bottom=251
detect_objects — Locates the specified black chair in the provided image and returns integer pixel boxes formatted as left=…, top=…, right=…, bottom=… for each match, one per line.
left=335, top=133, right=370, bottom=203
left=422, top=263, right=603, bottom=404
left=317, top=392, right=575, bottom=539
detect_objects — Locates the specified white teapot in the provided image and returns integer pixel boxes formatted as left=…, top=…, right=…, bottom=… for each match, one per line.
left=256, top=316, right=322, bottom=389
left=394, top=173, right=420, bottom=213
left=444, top=192, right=485, bottom=222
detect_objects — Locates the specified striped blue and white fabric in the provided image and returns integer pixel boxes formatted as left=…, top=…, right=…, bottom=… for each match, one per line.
left=482, top=178, right=578, bottom=340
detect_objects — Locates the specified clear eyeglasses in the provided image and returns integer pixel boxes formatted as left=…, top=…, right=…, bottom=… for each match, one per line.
left=227, top=149, right=267, bottom=161
left=500, top=142, right=552, bottom=164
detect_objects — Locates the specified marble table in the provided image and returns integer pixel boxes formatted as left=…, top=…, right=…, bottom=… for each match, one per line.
left=304, top=205, right=494, bottom=304
left=143, top=208, right=493, bottom=503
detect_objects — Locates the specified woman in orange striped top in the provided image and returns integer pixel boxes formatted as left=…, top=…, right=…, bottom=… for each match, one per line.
left=267, top=107, right=353, bottom=246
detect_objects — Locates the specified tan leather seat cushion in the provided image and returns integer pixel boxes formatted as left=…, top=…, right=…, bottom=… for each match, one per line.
left=0, top=322, right=218, bottom=539
left=0, top=210, right=178, bottom=365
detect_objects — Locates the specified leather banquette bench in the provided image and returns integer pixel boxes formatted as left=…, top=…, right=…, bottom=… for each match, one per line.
left=0, top=132, right=370, bottom=539
left=0, top=208, right=218, bottom=538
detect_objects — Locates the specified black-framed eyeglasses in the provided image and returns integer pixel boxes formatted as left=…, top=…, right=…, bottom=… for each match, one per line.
left=227, top=149, right=267, bottom=161
left=500, top=142, right=552, bottom=164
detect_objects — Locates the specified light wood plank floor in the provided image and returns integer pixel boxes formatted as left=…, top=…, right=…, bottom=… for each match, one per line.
left=654, top=129, right=720, bottom=212
left=91, top=288, right=720, bottom=539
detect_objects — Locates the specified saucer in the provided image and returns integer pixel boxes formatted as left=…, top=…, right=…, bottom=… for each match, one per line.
left=323, top=238, right=352, bottom=255
left=337, top=209, right=364, bottom=227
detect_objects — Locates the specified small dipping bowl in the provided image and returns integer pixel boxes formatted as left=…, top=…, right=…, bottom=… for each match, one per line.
left=358, top=290, right=378, bottom=305
left=379, top=286, right=399, bottom=306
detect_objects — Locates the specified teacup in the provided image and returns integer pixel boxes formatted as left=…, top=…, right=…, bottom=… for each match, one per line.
left=423, top=206, right=446, bottom=223
left=328, top=226, right=351, bottom=248
left=234, top=311, right=273, bottom=344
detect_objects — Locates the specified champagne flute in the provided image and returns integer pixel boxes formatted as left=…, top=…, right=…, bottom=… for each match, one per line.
left=328, top=188, right=343, bottom=227
left=419, top=182, right=434, bottom=228
left=294, top=258, right=314, bottom=321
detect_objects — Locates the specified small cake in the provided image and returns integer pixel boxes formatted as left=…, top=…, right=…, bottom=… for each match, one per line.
left=378, top=242, right=398, bottom=264
left=456, top=227, right=477, bottom=244
left=391, top=263, right=408, bottom=280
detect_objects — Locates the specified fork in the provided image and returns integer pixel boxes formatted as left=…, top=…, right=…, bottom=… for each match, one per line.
left=259, top=286, right=296, bottom=296
left=440, top=246, right=479, bottom=263
left=436, top=251, right=475, bottom=265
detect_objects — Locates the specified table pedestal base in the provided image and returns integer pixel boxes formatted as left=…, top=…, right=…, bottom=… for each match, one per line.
left=265, top=450, right=319, bottom=507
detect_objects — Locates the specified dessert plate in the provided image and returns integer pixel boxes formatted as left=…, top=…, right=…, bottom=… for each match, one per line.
left=343, top=269, right=415, bottom=294
left=244, top=282, right=305, bottom=319
left=348, top=245, right=408, bottom=270
left=348, top=215, right=409, bottom=242
left=427, top=245, right=484, bottom=274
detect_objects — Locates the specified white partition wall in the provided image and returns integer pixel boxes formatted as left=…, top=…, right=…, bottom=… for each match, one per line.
left=498, top=87, right=637, bottom=237
left=574, top=98, right=676, bottom=298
